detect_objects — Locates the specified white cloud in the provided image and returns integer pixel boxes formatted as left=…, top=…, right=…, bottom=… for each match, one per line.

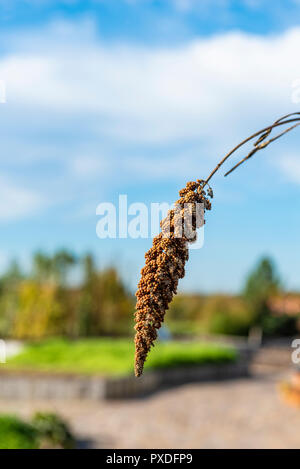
left=0, top=176, right=43, bottom=221
left=0, top=20, right=299, bottom=146
left=277, top=155, right=300, bottom=184
left=0, top=18, right=299, bottom=197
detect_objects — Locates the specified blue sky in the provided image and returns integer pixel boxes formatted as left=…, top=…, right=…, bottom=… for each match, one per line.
left=0, top=0, right=300, bottom=293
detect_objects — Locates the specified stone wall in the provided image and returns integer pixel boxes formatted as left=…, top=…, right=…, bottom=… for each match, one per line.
left=0, top=351, right=251, bottom=400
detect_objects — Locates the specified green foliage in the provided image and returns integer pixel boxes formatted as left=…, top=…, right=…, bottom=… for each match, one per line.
left=201, top=295, right=253, bottom=335
left=51, top=250, right=76, bottom=285
left=72, top=256, right=134, bottom=337
left=0, top=415, right=38, bottom=449
left=32, top=249, right=76, bottom=285
left=166, top=258, right=298, bottom=338
left=99, top=268, right=134, bottom=335
left=0, top=251, right=134, bottom=339
left=243, top=257, right=280, bottom=323
left=0, top=260, right=24, bottom=337
left=0, top=413, right=75, bottom=449
left=145, top=341, right=237, bottom=370
left=0, top=252, right=296, bottom=340
left=168, top=295, right=205, bottom=322
left=32, top=412, right=75, bottom=449
left=32, top=252, right=53, bottom=283
left=0, top=260, right=23, bottom=290
left=13, top=281, right=65, bottom=339
left=165, top=319, right=203, bottom=336
left=6, top=338, right=237, bottom=376
left=207, top=311, right=249, bottom=336
left=261, top=314, right=299, bottom=337
left=167, top=293, right=253, bottom=336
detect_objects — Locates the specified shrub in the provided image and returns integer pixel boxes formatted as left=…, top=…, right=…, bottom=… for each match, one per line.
left=0, top=413, right=76, bottom=449
left=32, top=412, right=75, bottom=449
left=201, top=295, right=254, bottom=336
left=261, top=314, right=299, bottom=337
left=0, top=415, right=38, bottom=449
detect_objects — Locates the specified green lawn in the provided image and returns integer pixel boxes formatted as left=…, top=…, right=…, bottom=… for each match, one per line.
left=3, top=338, right=237, bottom=376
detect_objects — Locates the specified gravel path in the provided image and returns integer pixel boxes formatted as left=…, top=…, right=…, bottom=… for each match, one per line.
left=0, top=371, right=299, bottom=449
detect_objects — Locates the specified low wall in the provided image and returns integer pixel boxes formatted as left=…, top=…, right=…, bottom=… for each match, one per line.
left=0, top=352, right=251, bottom=400
left=105, top=356, right=251, bottom=399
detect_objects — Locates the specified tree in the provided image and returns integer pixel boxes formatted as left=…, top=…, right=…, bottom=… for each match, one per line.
left=52, top=249, right=76, bottom=286
left=13, top=280, right=65, bottom=339
left=0, top=260, right=24, bottom=337
left=32, top=252, right=53, bottom=283
left=99, top=267, right=134, bottom=335
left=74, top=256, right=134, bottom=336
left=73, top=253, right=99, bottom=336
left=32, top=250, right=76, bottom=285
left=0, top=260, right=23, bottom=291
left=243, top=257, right=280, bottom=326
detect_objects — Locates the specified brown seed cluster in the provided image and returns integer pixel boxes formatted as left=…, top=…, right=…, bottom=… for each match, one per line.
left=134, top=179, right=213, bottom=377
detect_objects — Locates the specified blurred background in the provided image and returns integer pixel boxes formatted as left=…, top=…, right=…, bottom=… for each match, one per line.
left=0, top=0, right=300, bottom=449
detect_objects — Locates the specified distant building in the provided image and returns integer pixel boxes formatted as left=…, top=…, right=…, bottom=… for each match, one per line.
left=268, top=294, right=300, bottom=317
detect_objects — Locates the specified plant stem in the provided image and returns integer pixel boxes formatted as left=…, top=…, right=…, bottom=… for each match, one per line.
left=203, top=112, right=300, bottom=186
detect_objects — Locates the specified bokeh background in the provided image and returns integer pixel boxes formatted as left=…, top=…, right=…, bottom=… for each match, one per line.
left=0, top=0, right=300, bottom=449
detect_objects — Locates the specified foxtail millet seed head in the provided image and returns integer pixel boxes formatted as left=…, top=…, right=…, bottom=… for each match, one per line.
left=134, top=179, right=212, bottom=377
